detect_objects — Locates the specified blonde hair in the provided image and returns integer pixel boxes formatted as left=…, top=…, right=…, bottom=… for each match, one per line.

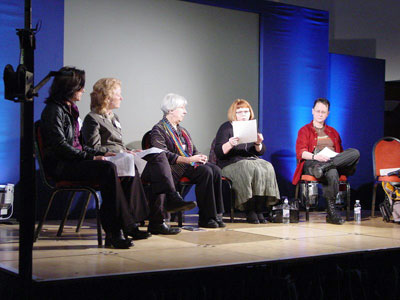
left=227, top=99, right=255, bottom=121
left=90, top=78, right=121, bottom=114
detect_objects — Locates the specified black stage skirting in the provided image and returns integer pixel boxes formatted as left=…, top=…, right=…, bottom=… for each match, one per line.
left=1, top=247, right=399, bottom=300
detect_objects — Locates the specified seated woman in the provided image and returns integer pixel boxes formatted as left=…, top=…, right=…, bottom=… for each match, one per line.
left=40, top=67, right=148, bottom=249
left=293, top=98, right=360, bottom=224
left=81, top=78, right=149, bottom=227
left=214, top=99, right=280, bottom=224
left=82, top=79, right=195, bottom=235
left=150, top=93, right=225, bottom=228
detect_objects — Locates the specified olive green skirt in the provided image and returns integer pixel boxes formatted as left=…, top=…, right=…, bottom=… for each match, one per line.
left=221, top=158, right=280, bottom=211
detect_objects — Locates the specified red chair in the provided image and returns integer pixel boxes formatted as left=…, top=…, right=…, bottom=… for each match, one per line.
left=295, top=174, right=351, bottom=222
left=141, top=130, right=193, bottom=227
left=34, top=121, right=103, bottom=246
left=371, top=137, right=400, bottom=217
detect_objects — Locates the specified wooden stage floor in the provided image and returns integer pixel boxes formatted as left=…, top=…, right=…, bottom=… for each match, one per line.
left=1, top=212, right=400, bottom=282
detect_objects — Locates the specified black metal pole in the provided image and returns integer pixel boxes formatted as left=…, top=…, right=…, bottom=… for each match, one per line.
left=18, top=0, right=35, bottom=296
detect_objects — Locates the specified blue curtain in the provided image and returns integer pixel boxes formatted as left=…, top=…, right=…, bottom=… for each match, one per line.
left=0, top=1, right=24, bottom=184
left=259, top=3, right=329, bottom=196
left=0, top=0, right=63, bottom=184
left=329, top=54, right=385, bottom=189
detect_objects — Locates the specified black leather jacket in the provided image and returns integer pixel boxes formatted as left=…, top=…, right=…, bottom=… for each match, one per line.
left=40, top=99, right=104, bottom=177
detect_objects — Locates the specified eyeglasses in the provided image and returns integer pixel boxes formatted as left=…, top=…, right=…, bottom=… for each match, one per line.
left=236, top=109, right=250, bottom=115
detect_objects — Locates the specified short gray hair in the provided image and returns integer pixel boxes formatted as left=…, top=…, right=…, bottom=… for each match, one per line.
left=161, top=93, right=188, bottom=115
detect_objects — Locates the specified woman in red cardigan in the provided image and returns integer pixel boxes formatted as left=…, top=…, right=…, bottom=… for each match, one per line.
left=293, top=98, right=360, bottom=224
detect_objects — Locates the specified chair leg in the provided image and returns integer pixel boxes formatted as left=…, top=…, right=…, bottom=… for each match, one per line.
left=57, top=191, right=76, bottom=237
left=178, top=186, right=187, bottom=228
left=294, top=184, right=299, bottom=200
left=230, top=187, right=235, bottom=223
left=346, top=183, right=351, bottom=221
left=93, top=191, right=103, bottom=247
left=76, top=192, right=92, bottom=232
left=372, top=182, right=378, bottom=218
left=177, top=212, right=183, bottom=227
left=34, top=190, right=59, bottom=242
left=305, top=183, right=310, bottom=222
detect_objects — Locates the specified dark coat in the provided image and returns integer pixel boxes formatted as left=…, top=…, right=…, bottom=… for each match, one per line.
left=150, top=119, right=198, bottom=182
left=40, top=100, right=104, bottom=177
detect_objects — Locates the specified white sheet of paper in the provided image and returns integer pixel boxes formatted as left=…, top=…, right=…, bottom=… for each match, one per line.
left=134, top=156, right=147, bottom=175
left=318, top=147, right=338, bottom=158
left=380, top=168, right=400, bottom=176
left=105, top=152, right=135, bottom=177
left=135, top=147, right=164, bottom=159
left=232, top=119, right=258, bottom=144
left=134, top=147, right=164, bottom=175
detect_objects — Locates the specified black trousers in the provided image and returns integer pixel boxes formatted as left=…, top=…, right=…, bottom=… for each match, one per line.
left=55, top=160, right=137, bottom=233
left=141, top=153, right=224, bottom=223
left=120, top=173, right=149, bottom=223
left=182, top=163, right=224, bottom=220
left=303, top=148, right=360, bottom=199
left=141, top=152, right=176, bottom=224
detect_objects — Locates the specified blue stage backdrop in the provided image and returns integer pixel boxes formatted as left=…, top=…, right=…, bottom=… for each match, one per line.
left=1, top=0, right=385, bottom=207
left=259, top=3, right=330, bottom=197
left=0, top=0, right=63, bottom=184
left=0, top=1, right=24, bottom=185
left=329, top=53, right=385, bottom=189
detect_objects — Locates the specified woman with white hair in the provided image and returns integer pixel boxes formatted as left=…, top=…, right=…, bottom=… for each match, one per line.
left=82, top=79, right=195, bottom=235
left=150, top=93, right=225, bottom=228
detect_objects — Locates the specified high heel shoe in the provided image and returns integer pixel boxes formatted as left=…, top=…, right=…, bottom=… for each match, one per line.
left=105, top=230, right=133, bottom=249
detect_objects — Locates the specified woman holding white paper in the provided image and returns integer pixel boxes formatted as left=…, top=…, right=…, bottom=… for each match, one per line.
left=293, top=98, right=360, bottom=224
left=82, top=78, right=150, bottom=232
left=214, top=99, right=280, bottom=224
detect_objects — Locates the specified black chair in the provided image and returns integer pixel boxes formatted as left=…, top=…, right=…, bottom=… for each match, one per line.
left=141, top=130, right=193, bottom=227
left=34, top=121, right=103, bottom=246
left=209, top=138, right=235, bottom=222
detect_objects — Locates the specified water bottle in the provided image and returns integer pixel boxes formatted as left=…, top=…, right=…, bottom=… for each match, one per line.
left=282, top=197, right=290, bottom=224
left=354, top=200, right=361, bottom=224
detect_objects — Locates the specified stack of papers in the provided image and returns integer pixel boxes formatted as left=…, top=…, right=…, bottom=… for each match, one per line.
left=105, top=147, right=164, bottom=176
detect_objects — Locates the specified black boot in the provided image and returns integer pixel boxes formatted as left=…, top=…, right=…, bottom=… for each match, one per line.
left=124, top=224, right=152, bottom=240
left=326, top=198, right=344, bottom=225
left=255, top=196, right=267, bottom=224
left=311, top=162, right=335, bottom=179
left=105, top=230, right=133, bottom=249
left=165, top=191, right=197, bottom=213
left=245, top=198, right=259, bottom=224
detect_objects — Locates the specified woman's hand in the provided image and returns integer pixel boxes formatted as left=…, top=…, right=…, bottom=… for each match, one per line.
left=93, top=156, right=106, bottom=160
left=256, top=133, right=264, bottom=144
left=222, top=137, right=239, bottom=154
left=125, top=149, right=142, bottom=155
left=314, top=154, right=330, bottom=162
left=190, top=154, right=208, bottom=164
left=228, top=137, right=240, bottom=147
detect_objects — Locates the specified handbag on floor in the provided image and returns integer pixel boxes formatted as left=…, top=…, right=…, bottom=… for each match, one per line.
left=269, top=198, right=299, bottom=223
left=380, top=182, right=400, bottom=223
